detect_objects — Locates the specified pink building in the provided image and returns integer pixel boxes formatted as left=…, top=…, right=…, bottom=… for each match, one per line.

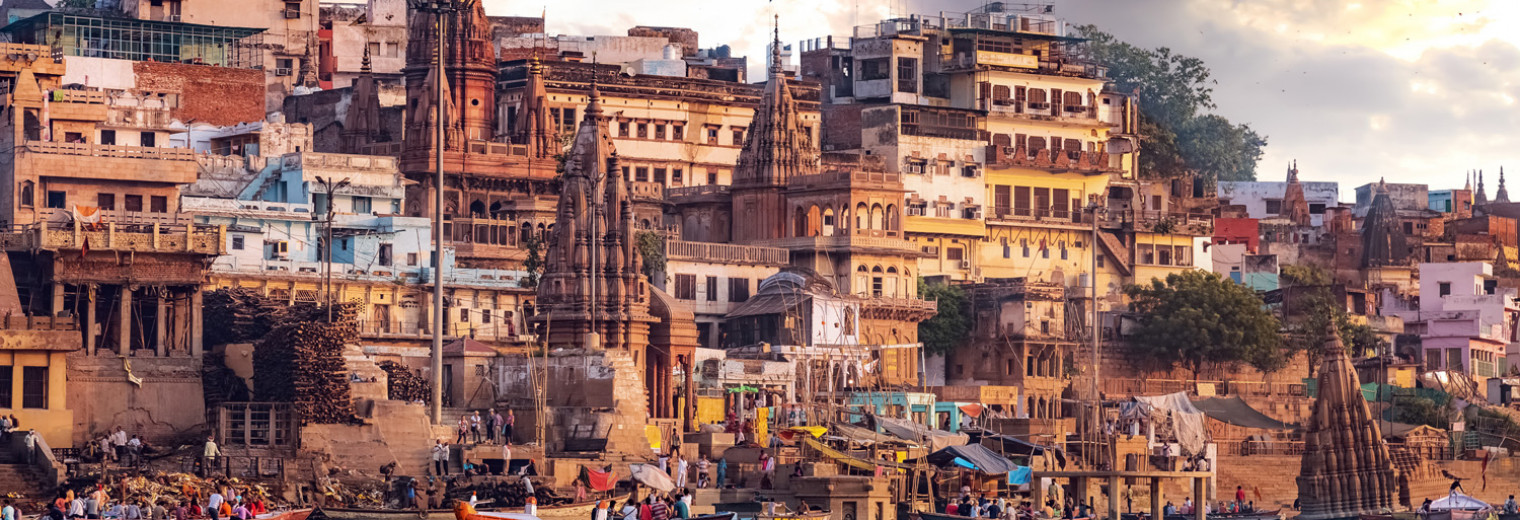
left=1385, top=262, right=1519, bottom=383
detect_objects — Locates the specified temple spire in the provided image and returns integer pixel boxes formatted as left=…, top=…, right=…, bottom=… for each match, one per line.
left=361, top=43, right=372, bottom=74
left=1498, top=167, right=1510, bottom=203
left=770, top=14, right=783, bottom=77
left=1478, top=169, right=1489, bottom=204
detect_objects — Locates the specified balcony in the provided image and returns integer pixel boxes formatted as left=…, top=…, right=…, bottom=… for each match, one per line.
left=0, top=44, right=64, bottom=75
left=0, top=220, right=225, bottom=256
left=986, top=145, right=1119, bottom=175
left=182, top=197, right=315, bottom=219
left=0, top=314, right=80, bottom=352
left=20, top=141, right=197, bottom=184
left=756, top=233, right=917, bottom=254
left=1105, top=210, right=1214, bottom=236
left=666, top=239, right=790, bottom=266
left=665, top=184, right=730, bottom=204
left=986, top=207, right=1087, bottom=228
left=942, top=52, right=1104, bottom=79
left=903, top=215, right=986, bottom=237
left=788, top=170, right=902, bottom=191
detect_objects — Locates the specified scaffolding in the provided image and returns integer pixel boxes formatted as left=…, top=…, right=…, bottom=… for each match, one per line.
left=0, top=11, right=265, bottom=68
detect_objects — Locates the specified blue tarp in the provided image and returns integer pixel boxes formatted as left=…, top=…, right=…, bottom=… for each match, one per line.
left=1008, top=466, right=1032, bottom=485
left=925, top=443, right=1022, bottom=475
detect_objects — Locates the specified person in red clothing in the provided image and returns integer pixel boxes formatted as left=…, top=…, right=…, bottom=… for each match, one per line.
left=1235, top=486, right=1246, bottom=508
left=639, top=497, right=654, bottom=520
left=946, top=502, right=959, bottom=516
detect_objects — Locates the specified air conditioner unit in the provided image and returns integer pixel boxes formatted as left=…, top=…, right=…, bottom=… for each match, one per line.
left=283, top=8, right=301, bottom=18
left=959, top=260, right=972, bottom=269
left=165, top=14, right=181, bottom=22
left=274, top=68, right=292, bottom=77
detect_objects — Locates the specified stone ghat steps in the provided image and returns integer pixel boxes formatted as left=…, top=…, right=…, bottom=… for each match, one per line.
left=0, top=463, right=47, bottom=498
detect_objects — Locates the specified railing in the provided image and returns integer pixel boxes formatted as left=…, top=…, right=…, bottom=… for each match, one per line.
left=1216, top=439, right=1305, bottom=457
left=666, top=239, right=790, bottom=265
left=1106, top=210, right=1214, bottom=234
left=282, top=152, right=398, bottom=172
left=756, top=234, right=917, bottom=252
left=988, top=207, right=1085, bottom=224
left=986, top=145, right=1118, bottom=174
left=182, top=197, right=315, bottom=216
left=0, top=220, right=227, bottom=255
left=789, top=170, right=901, bottom=188
left=901, top=122, right=981, bottom=141
left=665, top=184, right=730, bottom=199
left=1100, top=377, right=1307, bottom=398
left=22, top=141, right=196, bottom=161
left=54, top=90, right=107, bottom=104
left=630, top=181, right=664, bottom=201
left=860, top=295, right=938, bottom=313
left=0, top=314, right=77, bottom=331
left=355, top=319, right=526, bottom=341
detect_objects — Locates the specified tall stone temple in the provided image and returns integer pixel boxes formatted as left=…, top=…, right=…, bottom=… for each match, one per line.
left=1295, top=323, right=1397, bottom=519
left=535, top=85, right=699, bottom=448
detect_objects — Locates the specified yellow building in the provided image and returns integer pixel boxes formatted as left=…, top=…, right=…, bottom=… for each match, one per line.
left=0, top=319, right=81, bottom=448
left=981, top=167, right=1124, bottom=293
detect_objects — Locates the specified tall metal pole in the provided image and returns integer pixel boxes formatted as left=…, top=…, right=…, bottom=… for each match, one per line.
left=430, top=9, right=447, bottom=425
left=326, top=196, right=334, bottom=322
left=1090, top=203, right=1102, bottom=467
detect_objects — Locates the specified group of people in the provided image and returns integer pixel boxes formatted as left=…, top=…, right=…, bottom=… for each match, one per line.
left=32, top=482, right=271, bottom=520
left=456, top=409, right=515, bottom=446
left=610, top=490, right=697, bottom=520
left=95, top=427, right=150, bottom=466
left=655, top=450, right=726, bottom=490
left=945, top=494, right=1013, bottom=519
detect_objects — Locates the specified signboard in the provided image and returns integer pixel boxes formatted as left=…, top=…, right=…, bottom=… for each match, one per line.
left=978, top=51, right=1038, bottom=69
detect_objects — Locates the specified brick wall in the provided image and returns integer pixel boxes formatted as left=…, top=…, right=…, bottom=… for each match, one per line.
left=132, top=62, right=263, bottom=126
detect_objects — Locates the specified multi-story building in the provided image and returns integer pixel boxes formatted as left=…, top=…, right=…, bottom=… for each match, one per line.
left=320, top=0, right=409, bottom=88
left=1385, top=262, right=1518, bottom=385
left=115, top=0, right=321, bottom=109
left=1218, top=177, right=1339, bottom=227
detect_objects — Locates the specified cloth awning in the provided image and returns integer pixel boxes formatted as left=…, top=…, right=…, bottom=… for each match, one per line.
left=924, top=443, right=1021, bottom=475
left=878, top=417, right=967, bottom=451
left=1132, top=392, right=1207, bottom=456
left=804, top=438, right=906, bottom=471
left=1431, top=493, right=1490, bottom=511
left=979, top=434, right=1067, bottom=467
left=827, top=423, right=912, bottom=446
left=958, top=404, right=985, bottom=418
left=1191, top=396, right=1296, bottom=431
left=777, top=426, right=827, bottom=441
left=629, top=463, right=675, bottom=492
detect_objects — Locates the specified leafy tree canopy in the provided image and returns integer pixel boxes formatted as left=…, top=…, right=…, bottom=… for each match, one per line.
left=1278, top=266, right=1386, bottom=367
left=1124, top=270, right=1284, bottom=377
left=919, top=279, right=970, bottom=356
left=1075, top=25, right=1266, bottom=183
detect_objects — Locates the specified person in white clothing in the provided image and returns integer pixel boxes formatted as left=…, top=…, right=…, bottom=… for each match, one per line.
left=675, top=456, right=689, bottom=488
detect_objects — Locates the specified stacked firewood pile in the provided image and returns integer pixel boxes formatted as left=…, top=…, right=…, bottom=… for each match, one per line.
left=253, top=302, right=361, bottom=424
left=378, top=361, right=428, bottom=402
left=203, top=287, right=280, bottom=346
left=446, top=480, right=567, bottom=507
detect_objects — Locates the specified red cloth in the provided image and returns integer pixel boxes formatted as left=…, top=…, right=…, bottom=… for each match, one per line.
left=587, top=468, right=617, bottom=492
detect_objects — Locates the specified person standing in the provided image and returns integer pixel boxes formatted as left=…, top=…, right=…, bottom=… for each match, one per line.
left=715, top=458, right=727, bottom=489
left=432, top=440, right=450, bottom=476
left=112, top=428, right=129, bottom=464
left=456, top=416, right=469, bottom=444
left=697, top=457, right=710, bottom=489
left=469, top=411, right=482, bottom=444
left=503, top=410, right=515, bottom=445
left=487, top=409, right=501, bottom=444
left=649, top=494, right=669, bottom=520
left=201, top=436, right=220, bottom=477
left=23, top=431, right=37, bottom=465
left=675, top=455, right=689, bottom=489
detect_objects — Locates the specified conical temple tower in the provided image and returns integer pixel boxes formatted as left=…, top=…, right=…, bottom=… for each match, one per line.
left=1295, top=322, right=1397, bottom=519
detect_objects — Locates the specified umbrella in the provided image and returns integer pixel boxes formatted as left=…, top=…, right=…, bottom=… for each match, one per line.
left=629, top=464, right=675, bottom=492
left=958, top=404, right=985, bottom=418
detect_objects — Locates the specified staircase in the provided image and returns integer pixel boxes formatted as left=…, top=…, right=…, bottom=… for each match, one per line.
left=0, top=442, right=49, bottom=499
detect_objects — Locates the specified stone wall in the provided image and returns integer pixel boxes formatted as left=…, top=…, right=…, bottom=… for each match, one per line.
left=67, top=352, right=206, bottom=447
left=131, top=62, right=264, bottom=127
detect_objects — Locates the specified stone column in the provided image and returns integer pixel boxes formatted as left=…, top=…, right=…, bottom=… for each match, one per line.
left=1150, top=477, right=1163, bottom=520
left=50, top=283, right=64, bottom=318
left=84, top=284, right=97, bottom=356
left=155, top=289, right=167, bottom=357
left=1193, top=478, right=1206, bottom=520
left=1108, top=476, right=1121, bottom=520
left=118, top=285, right=132, bottom=356
left=190, top=288, right=203, bottom=357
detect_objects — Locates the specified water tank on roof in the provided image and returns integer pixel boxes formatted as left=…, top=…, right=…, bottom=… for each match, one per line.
left=663, top=44, right=680, bottom=60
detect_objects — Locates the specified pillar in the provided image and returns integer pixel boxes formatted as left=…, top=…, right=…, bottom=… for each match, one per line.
left=155, top=289, right=167, bottom=357
left=1108, top=476, right=1121, bottom=520
left=1149, top=477, right=1163, bottom=520
left=1193, top=478, right=1206, bottom=520
left=50, top=283, right=64, bottom=318
left=84, top=284, right=97, bottom=355
left=190, top=288, right=203, bottom=357
left=118, top=285, right=132, bottom=356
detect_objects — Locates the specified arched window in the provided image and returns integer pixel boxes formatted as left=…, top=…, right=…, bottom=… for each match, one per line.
left=870, top=204, right=884, bottom=230
left=794, top=206, right=807, bottom=237
left=856, top=203, right=869, bottom=230
left=469, top=200, right=486, bottom=218
left=18, top=181, right=33, bottom=207
left=884, top=204, right=897, bottom=231
left=489, top=201, right=503, bottom=218
left=807, top=205, right=821, bottom=236
left=822, top=207, right=836, bottom=237
left=520, top=225, right=531, bottom=245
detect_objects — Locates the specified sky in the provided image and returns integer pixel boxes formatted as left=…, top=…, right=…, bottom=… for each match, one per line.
left=483, top=0, right=1520, bottom=200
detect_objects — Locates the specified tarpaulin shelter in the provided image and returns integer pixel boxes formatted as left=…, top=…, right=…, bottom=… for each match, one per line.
left=923, top=443, right=1022, bottom=475
left=978, top=433, right=1067, bottom=467
left=878, top=416, right=968, bottom=451
left=584, top=467, right=617, bottom=492
left=804, top=438, right=908, bottom=471
left=776, top=426, right=827, bottom=442
left=827, top=423, right=910, bottom=446
left=1127, top=392, right=1208, bottom=456
left=629, top=464, right=675, bottom=492
left=1190, top=396, right=1296, bottom=430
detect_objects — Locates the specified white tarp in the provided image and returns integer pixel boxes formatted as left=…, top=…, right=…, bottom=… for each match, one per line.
left=877, top=417, right=968, bottom=451
left=1431, top=493, right=1490, bottom=511
left=1133, top=392, right=1207, bottom=456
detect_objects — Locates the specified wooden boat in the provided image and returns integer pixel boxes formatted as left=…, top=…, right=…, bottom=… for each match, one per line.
left=311, top=507, right=453, bottom=520
left=757, top=512, right=832, bottom=520
left=1120, top=510, right=1281, bottom=520
left=531, top=500, right=601, bottom=520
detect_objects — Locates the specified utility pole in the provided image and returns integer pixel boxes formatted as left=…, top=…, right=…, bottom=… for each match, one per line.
left=1089, top=201, right=1103, bottom=468
left=408, top=0, right=472, bottom=425
left=314, top=176, right=350, bottom=323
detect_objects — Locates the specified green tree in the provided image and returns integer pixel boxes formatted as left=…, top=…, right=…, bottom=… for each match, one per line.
left=520, top=233, right=544, bottom=288
left=1124, top=270, right=1285, bottom=379
left=1074, top=25, right=1266, bottom=183
left=1279, top=265, right=1387, bottom=373
left=635, top=231, right=666, bottom=281
left=918, top=279, right=970, bottom=356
